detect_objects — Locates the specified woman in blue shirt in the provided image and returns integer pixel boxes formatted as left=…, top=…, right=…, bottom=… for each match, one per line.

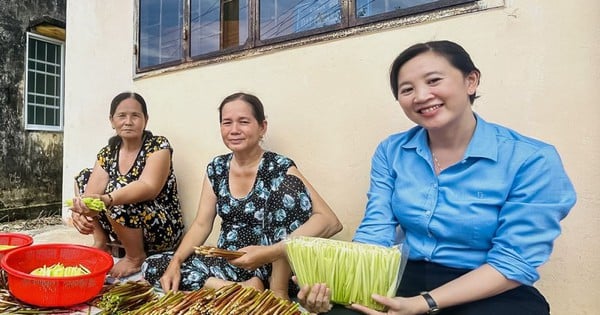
left=299, top=40, right=576, bottom=315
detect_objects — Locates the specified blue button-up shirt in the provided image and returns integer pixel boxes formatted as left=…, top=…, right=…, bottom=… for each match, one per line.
left=353, top=114, right=576, bottom=286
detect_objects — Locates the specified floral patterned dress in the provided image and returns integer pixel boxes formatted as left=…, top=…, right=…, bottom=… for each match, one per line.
left=75, top=135, right=184, bottom=253
left=142, top=151, right=312, bottom=291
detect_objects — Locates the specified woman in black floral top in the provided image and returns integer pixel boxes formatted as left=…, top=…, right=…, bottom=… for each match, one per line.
left=70, top=92, right=184, bottom=278
left=142, top=92, right=342, bottom=300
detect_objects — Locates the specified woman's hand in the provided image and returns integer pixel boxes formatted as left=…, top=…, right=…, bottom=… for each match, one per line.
left=71, top=211, right=96, bottom=235
left=228, top=245, right=275, bottom=270
left=295, top=277, right=332, bottom=314
left=159, top=261, right=182, bottom=292
left=350, top=295, right=424, bottom=315
left=71, top=195, right=103, bottom=217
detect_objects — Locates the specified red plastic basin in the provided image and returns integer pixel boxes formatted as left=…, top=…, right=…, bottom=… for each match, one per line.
left=1, top=243, right=113, bottom=307
left=0, top=232, right=34, bottom=261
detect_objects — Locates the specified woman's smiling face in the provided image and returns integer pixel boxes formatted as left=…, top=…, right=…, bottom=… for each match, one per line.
left=220, top=99, right=266, bottom=152
left=396, top=51, right=478, bottom=131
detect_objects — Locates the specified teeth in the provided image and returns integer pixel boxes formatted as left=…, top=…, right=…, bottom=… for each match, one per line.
left=421, top=105, right=441, bottom=113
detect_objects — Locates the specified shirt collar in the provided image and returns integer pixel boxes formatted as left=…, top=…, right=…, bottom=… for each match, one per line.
left=466, top=114, right=498, bottom=161
left=402, top=113, right=498, bottom=162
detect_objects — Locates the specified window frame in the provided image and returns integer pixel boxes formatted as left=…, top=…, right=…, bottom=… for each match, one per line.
left=24, top=32, right=65, bottom=132
left=135, top=0, right=481, bottom=74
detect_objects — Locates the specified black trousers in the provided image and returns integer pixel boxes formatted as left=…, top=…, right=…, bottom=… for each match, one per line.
left=324, top=260, right=550, bottom=315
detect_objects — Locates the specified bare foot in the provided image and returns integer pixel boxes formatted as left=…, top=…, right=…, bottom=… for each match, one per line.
left=241, top=277, right=264, bottom=291
left=109, top=255, right=146, bottom=278
left=204, top=276, right=264, bottom=291
left=204, top=277, right=231, bottom=290
left=271, top=288, right=290, bottom=300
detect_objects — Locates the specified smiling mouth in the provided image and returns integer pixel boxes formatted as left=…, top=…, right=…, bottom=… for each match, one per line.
left=419, top=104, right=442, bottom=114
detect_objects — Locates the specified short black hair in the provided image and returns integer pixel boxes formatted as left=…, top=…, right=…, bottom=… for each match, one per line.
left=389, top=40, right=481, bottom=104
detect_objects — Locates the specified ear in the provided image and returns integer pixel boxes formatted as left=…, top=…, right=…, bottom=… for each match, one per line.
left=260, top=120, right=268, bottom=135
left=466, top=71, right=480, bottom=96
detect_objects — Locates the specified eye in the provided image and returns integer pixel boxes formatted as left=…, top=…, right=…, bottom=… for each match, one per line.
left=427, top=77, right=442, bottom=85
left=399, top=87, right=413, bottom=95
left=221, top=120, right=232, bottom=126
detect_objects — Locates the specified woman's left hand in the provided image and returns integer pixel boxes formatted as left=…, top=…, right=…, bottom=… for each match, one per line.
left=228, top=245, right=273, bottom=270
left=350, top=295, right=419, bottom=315
left=71, top=211, right=96, bottom=235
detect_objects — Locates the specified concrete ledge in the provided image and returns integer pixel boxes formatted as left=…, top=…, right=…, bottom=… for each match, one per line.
left=0, top=203, right=62, bottom=222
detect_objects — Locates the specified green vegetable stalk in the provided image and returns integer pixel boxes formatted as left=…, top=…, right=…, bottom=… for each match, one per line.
left=286, top=236, right=403, bottom=311
left=30, top=263, right=90, bottom=277
left=65, top=197, right=107, bottom=212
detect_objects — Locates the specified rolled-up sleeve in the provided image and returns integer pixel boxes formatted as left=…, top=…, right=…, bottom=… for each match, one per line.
left=487, top=145, right=576, bottom=285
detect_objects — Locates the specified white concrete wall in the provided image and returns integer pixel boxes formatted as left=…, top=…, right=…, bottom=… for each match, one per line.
left=63, top=0, right=600, bottom=313
left=63, top=0, right=135, bottom=196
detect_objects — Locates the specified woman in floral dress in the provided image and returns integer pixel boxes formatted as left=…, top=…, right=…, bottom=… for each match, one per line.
left=70, top=92, right=184, bottom=278
left=142, top=92, right=342, bottom=299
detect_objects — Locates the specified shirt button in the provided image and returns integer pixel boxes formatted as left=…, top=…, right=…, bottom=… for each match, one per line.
left=424, top=257, right=430, bottom=262
left=425, top=211, right=431, bottom=216
left=427, top=232, right=433, bottom=238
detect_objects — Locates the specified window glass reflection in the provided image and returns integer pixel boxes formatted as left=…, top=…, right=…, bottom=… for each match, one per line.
left=139, top=0, right=183, bottom=68
left=260, top=0, right=341, bottom=40
left=356, top=0, right=437, bottom=17
left=191, top=0, right=249, bottom=56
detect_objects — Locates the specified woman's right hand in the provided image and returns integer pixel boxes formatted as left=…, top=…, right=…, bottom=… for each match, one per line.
left=295, top=277, right=333, bottom=314
left=159, top=261, right=182, bottom=292
left=71, top=196, right=102, bottom=217
left=71, top=211, right=96, bottom=235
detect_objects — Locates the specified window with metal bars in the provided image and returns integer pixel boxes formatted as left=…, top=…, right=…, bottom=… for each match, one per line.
left=25, top=33, right=64, bottom=131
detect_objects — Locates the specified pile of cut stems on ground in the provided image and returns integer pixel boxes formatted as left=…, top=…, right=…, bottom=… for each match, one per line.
left=96, top=280, right=305, bottom=314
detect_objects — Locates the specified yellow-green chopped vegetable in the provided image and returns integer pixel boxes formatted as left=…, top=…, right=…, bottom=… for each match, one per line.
left=0, top=245, right=17, bottom=250
left=65, top=197, right=106, bottom=211
left=286, top=236, right=403, bottom=311
left=30, top=263, right=91, bottom=277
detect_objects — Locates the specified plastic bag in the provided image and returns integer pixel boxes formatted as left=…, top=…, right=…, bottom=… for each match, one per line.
left=285, top=232, right=408, bottom=311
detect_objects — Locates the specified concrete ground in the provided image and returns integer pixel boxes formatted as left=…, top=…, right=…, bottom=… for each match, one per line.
left=29, top=222, right=94, bottom=246
left=15, top=210, right=95, bottom=246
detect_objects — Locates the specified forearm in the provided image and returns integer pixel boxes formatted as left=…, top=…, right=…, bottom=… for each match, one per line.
left=428, top=264, right=520, bottom=310
left=171, top=220, right=213, bottom=265
left=269, top=258, right=293, bottom=298
left=290, top=210, right=342, bottom=239
left=106, top=180, right=161, bottom=206
left=261, top=212, right=342, bottom=262
left=104, top=149, right=171, bottom=205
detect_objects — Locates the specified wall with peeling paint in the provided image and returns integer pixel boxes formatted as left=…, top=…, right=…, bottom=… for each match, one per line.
left=63, top=0, right=599, bottom=313
left=0, top=0, right=66, bottom=220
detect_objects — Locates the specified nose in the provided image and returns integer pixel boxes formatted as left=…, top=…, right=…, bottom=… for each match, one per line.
left=230, top=122, right=241, bottom=133
left=413, top=85, right=432, bottom=104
